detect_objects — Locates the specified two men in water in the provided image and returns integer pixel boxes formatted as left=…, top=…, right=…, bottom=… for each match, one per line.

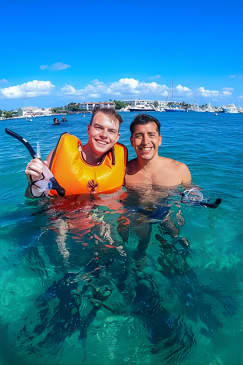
left=25, top=110, right=191, bottom=196
left=23, top=110, right=194, bottom=359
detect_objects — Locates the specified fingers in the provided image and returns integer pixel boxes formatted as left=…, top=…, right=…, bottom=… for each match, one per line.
left=25, top=158, right=44, bottom=181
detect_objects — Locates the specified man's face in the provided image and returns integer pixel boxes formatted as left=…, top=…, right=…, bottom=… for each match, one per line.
left=130, top=122, right=162, bottom=160
left=87, top=112, right=120, bottom=156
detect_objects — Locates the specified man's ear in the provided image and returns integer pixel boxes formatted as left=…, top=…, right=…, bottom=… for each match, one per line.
left=159, top=135, right=162, bottom=146
left=130, top=136, right=134, bottom=147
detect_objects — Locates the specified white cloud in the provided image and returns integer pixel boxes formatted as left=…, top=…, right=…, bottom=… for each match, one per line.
left=222, top=91, right=232, bottom=96
left=222, top=87, right=234, bottom=96
left=176, top=84, right=192, bottom=95
left=3, top=77, right=234, bottom=103
left=61, top=78, right=170, bottom=100
left=116, top=78, right=139, bottom=89
left=0, top=80, right=55, bottom=99
left=196, top=86, right=236, bottom=100
left=198, top=86, right=219, bottom=98
left=61, top=84, right=77, bottom=95
left=40, top=62, right=71, bottom=71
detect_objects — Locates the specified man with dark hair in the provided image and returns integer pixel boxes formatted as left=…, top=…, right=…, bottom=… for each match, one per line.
left=129, top=113, right=161, bottom=135
left=120, top=113, right=191, bottom=258
left=126, top=113, right=191, bottom=190
left=25, top=107, right=127, bottom=197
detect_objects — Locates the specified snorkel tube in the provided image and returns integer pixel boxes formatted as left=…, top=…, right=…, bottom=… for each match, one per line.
left=181, top=188, right=221, bottom=209
left=5, top=128, right=65, bottom=197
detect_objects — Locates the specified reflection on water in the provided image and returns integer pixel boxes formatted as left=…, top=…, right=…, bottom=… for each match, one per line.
left=0, top=189, right=239, bottom=365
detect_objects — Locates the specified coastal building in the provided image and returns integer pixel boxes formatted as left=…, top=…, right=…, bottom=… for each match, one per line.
left=79, top=101, right=115, bottom=111
left=21, top=106, right=52, bottom=117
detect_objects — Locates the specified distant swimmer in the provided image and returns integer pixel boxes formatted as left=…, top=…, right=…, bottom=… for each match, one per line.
left=61, top=117, right=67, bottom=122
left=53, top=117, right=60, bottom=125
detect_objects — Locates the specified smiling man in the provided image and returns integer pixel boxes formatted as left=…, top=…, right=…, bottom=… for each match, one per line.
left=121, top=113, right=192, bottom=261
left=125, top=113, right=191, bottom=192
left=25, top=107, right=127, bottom=197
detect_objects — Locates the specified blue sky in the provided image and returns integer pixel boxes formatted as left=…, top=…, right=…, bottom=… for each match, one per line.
left=1, top=0, right=243, bottom=109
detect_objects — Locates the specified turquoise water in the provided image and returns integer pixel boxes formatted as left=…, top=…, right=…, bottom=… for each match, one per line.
left=0, top=112, right=243, bottom=365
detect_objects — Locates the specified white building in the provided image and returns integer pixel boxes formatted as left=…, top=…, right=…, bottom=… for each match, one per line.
left=22, top=106, right=52, bottom=117
left=79, top=102, right=115, bottom=111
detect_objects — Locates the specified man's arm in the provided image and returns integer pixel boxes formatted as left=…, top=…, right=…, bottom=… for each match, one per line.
left=180, top=163, right=192, bottom=187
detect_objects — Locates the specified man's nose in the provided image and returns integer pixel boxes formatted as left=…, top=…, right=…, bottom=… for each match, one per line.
left=100, top=129, right=108, bottom=138
left=142, top=134, right=149, bottom=144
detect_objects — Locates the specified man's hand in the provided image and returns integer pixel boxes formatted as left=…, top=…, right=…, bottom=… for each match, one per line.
left=25, top=158, right=46, bottom=182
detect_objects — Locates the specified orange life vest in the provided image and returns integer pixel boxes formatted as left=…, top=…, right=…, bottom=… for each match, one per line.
left=49, top=133, right=127, bottom=196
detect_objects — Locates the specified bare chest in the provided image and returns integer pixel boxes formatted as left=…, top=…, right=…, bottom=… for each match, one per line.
left=126, top=167, right=181, bottom=188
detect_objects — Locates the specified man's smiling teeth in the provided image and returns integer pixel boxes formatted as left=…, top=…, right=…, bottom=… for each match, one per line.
left=140, top=147, right=152, bottom=150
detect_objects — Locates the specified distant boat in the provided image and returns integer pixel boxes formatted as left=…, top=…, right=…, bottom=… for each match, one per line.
left=128, top=105, right=156, bottom=112
left=223, top=104, right=239, bottom=114
left=164, top=107, right=186, bottom=112
left=203, top=103, right=215, bottom=113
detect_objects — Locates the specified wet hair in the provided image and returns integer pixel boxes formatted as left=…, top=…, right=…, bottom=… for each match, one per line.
left=90, top=107, right=123, bottom=128
left=130, top=114, right=161, bottom=136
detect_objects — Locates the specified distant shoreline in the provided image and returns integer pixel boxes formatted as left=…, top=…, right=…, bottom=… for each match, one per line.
left=0, top=111, right=92, bottom=121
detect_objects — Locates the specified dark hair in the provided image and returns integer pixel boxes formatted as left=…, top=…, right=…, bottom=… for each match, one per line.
left=90, top=107, right=123, bottom=127
left=130, top=114, right=161, bottom=135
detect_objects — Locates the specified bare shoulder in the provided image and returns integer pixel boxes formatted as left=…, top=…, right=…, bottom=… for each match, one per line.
left=161, top=156, right=188, bottom=169
left=160, top=157, right=191, bottom=185
left=172, top=159, right=191, bottom=185
left=157, top=156, right=181, bottom=168
left=126, top=158, right=138, bottom=174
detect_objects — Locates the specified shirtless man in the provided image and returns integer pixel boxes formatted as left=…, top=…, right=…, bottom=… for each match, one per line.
left=122, top=114, right=192, bottom=260
left=126, top=113, right=191, bottom=192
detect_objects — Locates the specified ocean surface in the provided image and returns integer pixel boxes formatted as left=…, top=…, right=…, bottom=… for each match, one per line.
left=0, top=111, right=242, bottom=365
